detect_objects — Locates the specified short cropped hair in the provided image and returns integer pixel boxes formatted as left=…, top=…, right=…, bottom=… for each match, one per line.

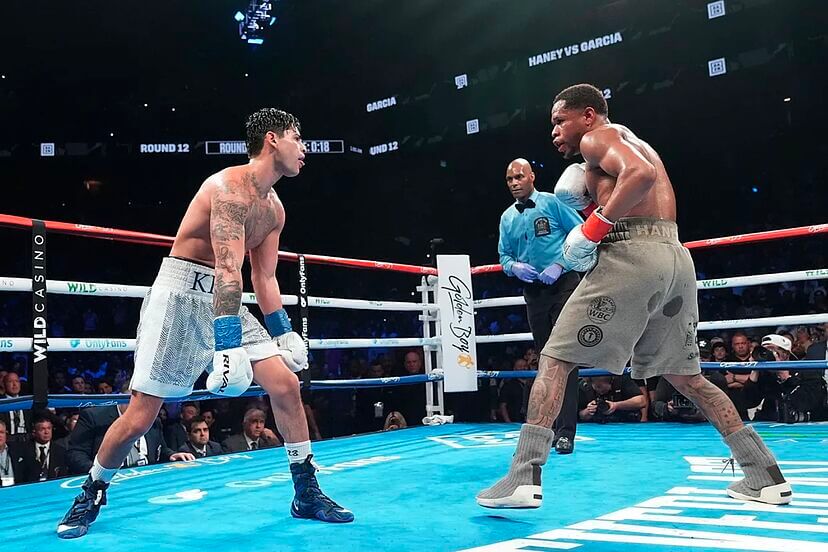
left=245, top=108, right=301, bottom=158
left=187, top=416, right=207, bottom=433
left=243, top=408, right=266, bottom=424
left=554, top=84, right=608, bottom=116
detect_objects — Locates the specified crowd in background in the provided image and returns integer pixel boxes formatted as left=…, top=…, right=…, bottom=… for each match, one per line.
left=0, top=226, right=826, bottom=488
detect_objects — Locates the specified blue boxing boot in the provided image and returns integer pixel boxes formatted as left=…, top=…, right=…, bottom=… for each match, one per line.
left=57, top=475, right=109, bottom=538
left=290, top=455, right=354, bottom=523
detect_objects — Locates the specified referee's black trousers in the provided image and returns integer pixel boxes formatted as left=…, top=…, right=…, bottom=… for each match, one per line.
left=523, top=271, right=580, bottom=442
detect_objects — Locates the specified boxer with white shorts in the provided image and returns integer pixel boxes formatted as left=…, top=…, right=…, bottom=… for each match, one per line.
left=58, top=108, right=353, bottom=539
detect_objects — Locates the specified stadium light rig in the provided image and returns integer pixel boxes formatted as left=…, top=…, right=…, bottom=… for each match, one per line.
left=236, top=1, right=273, bottom=45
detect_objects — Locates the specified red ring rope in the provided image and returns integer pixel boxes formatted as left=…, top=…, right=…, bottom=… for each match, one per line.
left=2, top=213, right=824, bottom=276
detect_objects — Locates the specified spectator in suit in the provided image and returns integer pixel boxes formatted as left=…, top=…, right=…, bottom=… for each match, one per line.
left=0, top=372, right=31, bottom=444
left=222, top=408, right=280, bottom=452
left=178, top=416, right=221, bottom=458
left=53, top=412, right=80, bottom=450
left=21, top=417, right=67, bottom=482
left=386, top=350, right=427, bottom=429
left=0, top=420, right=26, bottom=487
left=164, top=402, right=200, bottom=452
left=67, top=403, right=194, bottom=474
left=209, top=400, right=237, bottom=442
left=354, top=361, right=389, bottom=433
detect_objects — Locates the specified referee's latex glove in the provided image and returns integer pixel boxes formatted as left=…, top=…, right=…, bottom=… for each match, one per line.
left=511, top=262, right=539, bottom=283
left=538, top=263, right=563, bottom=285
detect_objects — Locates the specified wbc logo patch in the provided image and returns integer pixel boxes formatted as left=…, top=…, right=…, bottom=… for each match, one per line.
left=587, top=296, right=616, bottom=324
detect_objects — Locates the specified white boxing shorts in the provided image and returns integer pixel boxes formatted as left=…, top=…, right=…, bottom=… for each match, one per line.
left=130, top=257, right=279, bottom=398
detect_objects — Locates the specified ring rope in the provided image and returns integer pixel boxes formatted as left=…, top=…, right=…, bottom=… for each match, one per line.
left=3, top=267, right=825, bottom=310
left=473, top=268, right=828, bottom=309
left=1, top=336, right=441, bottom=353
left=476, top=313, right=828, bottom=344
left=4, top=311, right=826, bottom=352
left=469, top=223, right=828, bottom=275
left=0, top=276, right=433, bottom=312
left=3, top=214, right=825, bottom=275
left=3, top=360, right=825, bottom=413
left=0, top=214, right=437, bottom=275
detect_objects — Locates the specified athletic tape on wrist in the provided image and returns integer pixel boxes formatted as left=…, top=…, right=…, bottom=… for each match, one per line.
left=264, top=308, right=292, bottom=337
left=214, top=315, right=242, bottom=351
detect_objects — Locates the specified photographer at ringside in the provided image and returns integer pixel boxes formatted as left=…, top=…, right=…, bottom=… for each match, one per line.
left=650, top=341, right=729, bottom=422
left=742, top=334, right=827, bottom=423
left=578, top=375, right=646, bottom=423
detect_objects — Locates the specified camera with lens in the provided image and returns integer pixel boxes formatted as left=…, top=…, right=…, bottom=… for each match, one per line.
left=752, top=347, right=776, bottom=363
left=776, top=391, right=809, bottom=424
left=595, top=397, right=611, bottom=415
left=671, top=392, right=697, bottom=414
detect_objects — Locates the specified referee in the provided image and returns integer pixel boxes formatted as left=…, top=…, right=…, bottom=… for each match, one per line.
left=497, top=158, right=583, bottom=454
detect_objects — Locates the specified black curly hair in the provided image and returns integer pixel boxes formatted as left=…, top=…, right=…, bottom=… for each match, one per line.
left=245, top=108, right=301, bottom=158
left=553, top=84, right=608, bottom=116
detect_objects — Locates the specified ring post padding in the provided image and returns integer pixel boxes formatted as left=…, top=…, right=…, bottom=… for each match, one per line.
left=297, top=254, right=312, bottom=394
left=31, top=219, right=49, bottom=410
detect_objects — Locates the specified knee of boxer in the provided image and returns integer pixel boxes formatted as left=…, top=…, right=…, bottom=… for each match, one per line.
left=259, top=362, right=302, bottom=400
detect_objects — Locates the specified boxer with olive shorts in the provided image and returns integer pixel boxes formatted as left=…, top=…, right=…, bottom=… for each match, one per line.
left=477, top=83, right=791, bottom=510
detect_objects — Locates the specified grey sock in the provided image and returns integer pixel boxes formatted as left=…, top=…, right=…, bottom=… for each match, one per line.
left=724, top=425, right=786, bottom=493
left=478, top=424, right=554, bottom=499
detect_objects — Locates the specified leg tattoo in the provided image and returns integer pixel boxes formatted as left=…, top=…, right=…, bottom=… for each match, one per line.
left=526, top=357, right=575, bottom=428
left=668, top=374, right=743, bottom=437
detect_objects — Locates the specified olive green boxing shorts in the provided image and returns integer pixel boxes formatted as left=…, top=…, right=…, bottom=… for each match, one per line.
left=542, top=217, right=701, bottom=380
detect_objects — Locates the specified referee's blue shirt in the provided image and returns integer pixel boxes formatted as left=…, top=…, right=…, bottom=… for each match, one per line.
left=498, top=189, right=583, bottom=277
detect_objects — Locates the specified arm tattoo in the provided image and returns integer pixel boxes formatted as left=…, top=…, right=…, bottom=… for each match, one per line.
left=213, top=246, right=242, bottom=315
left=211, top=187, right=249, bottom=316
left=211, top=197, right=248, bottom=241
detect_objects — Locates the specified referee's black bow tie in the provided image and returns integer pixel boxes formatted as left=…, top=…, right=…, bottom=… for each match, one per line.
left=515, top=199, right=536, bottom=213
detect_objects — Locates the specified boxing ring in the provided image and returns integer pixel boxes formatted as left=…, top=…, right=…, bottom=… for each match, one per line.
left=1, top=214, right=828, bottom=551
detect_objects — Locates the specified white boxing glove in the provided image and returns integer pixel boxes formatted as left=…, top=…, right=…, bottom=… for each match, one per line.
left=275, top=331, right=308, bottom=373
left=554, top=163, right=596, bottom=213
left=207, top=347, right=253, bottom=397
left=562, top=209, right=615, bottom=272
left=562, top=226, right=599, bottom=272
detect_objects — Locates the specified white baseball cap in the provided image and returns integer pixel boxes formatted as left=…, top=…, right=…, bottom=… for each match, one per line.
left=761, top=334, right=792, bottom=353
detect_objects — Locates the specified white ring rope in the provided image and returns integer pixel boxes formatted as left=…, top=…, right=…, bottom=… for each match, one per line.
left=1, top=266, right=825, bottom=352
left=476, top=313, right=828, bottom=344
left=3, top=267, right=825, bottom=311
left=4, top=313, right=826, bottom=352
left=473, top=268, right=828, bottom=309
left=0, top=277, right=431, bottom=312
left=2, top=336, right=440, bottom=353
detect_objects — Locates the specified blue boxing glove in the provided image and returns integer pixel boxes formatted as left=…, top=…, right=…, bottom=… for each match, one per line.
left=510, top=262, right=539, bottom=283
left=264, top=309, right=308, bottom=373
left=207, top=316, right=253, bottom=397
left=538, top=263, right=563, bottom=285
